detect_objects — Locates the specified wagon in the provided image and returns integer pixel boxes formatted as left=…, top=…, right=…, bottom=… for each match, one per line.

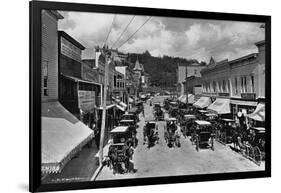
left=117, top=120, right=138, bottom=147
left=247, top=127, right=265, bottom=165
left=193, top=120, right=215, bottom=151
left=181, top=114, right=196, bottom=138
left=164, top=118, right=181, bottom=148
left=107, top=126, right=135, bottom=174
left=217, top=118, right=236, bottom=144
left=120, top=112, right=139, bottom=124
left=143, top=120, right=159, bottom=148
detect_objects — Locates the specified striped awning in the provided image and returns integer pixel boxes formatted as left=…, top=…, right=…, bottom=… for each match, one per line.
left=42, top=102, right=94, bottom=174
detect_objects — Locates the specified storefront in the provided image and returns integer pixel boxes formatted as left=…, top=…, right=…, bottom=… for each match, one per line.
left=59, top=74, right=102, bottom=127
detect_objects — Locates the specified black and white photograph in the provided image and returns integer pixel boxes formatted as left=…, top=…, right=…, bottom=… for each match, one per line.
left=40, top=9, right=267, bottom=184
left=28, top=0, right=271, bottom=190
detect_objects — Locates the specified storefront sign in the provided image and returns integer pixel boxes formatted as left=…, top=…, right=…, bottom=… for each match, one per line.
left=241, top=93, right=256, bottom=100
left=78, top=90, right=96, bottom=112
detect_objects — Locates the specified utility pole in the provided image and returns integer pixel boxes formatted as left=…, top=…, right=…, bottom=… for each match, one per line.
left=185, top=65, right=189, bottom=105
left=99, top=46, right=111, bottom=166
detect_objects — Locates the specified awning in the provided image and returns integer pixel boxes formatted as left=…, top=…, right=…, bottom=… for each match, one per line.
left=116, top=104, right=126, bottom=111
left=61, top=74, right=102, bottom=87
left=193, top=97, right=211, bottom=109
left=97, top=104, right=116, bottom=110
left=230, top=99, right=257, bottom=106
left=207, top=98, right=231, bottom=114
left=178, top=95, right=185, bottom=101
left=128, top=97, right=134, bottom=103
left=246, top=103, right=265, bottom=121
left=187, top=94, right=195, bottom=104
left=179, top=95, right=187, bottom=103
left=42, top=102, right=94, bottom=174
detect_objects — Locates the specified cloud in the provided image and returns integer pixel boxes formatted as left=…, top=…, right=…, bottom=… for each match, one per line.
left=58, top=11, right=265, bottom=63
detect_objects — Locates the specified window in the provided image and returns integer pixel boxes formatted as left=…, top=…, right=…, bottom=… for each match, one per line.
left=114, top=75, right=117, bottom=88
left=235, top=77, right=238, bottom=94
left=240, top=76, right=247, bottom=93
left=194, top=69, right=198, bottom=75
left=212, top=81, right=216, bottom=93
left=251, top=75, right=255, bottom=93
left=43, top=61, right=48, bottom=96
left=222, top=80, right=226, bottom=92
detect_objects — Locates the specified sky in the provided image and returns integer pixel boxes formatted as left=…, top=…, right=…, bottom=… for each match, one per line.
left=58, top=11, right=265, bottom=63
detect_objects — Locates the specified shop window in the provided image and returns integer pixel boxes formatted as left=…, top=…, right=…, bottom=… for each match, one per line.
left=43, top=61, right=48, bottom=96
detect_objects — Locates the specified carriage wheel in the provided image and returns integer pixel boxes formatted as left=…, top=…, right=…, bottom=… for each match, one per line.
left=253, top=146, right=262, bottom=165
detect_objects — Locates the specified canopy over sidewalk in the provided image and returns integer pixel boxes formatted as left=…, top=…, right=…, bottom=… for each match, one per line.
left=42, top=102, right=94, bottom=174
left=193, top=96, right=211, bottom=109
left=247, top=103, right=265, bottom=121
left=207, top=98, right=231, bottom=114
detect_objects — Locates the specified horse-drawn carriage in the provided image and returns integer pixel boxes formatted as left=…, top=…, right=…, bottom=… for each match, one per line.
left=120, top=112, right=139, bottom=124
left=143, top=120, right=159, bottom=148
left=234, top=127, right=265, bottom=166
left=153, top=102, right=164, bottom=120
left=180, top=114, right=196, bottom=138
left=193, top=120, right=215, bottom=151
left=135, top=101, right=144, bottom=114
left=216, top=118, right=236, bottom=144
left=164, top=118, right=181, bottom=148
left=118, top=119, right=138, bottom=147
left=107, top=126, right=135, bottom=174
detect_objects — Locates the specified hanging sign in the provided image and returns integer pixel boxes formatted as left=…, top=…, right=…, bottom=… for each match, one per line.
left=78, top=90, right=96, bottom=112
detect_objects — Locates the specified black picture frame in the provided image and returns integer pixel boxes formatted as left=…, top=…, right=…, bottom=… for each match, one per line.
left=30, top=0, right=271, bottom=192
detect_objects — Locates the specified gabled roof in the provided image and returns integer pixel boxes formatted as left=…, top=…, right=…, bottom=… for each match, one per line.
left=133, top=59, right=144, bottom=71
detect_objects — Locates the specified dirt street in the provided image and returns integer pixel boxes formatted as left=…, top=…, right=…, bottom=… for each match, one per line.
left=96, top=96, right=264, bottom=181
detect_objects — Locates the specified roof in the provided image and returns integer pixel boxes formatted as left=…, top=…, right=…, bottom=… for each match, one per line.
left=133, top=59, right=144, bottom=71
left=229, top=53, right=258, bottom=65
left=41, top=102, right=94, bottom=173
left=58, top=31, right=85, bottom=50
left=49, top=10, right=64, bottom=20
left=178, top=62, right=206, bottom=66
left=110, top=126, right=129, bottom=133
left=61, top=74, right=101, bottom=86
left=195, top=120, right=211, bottom=125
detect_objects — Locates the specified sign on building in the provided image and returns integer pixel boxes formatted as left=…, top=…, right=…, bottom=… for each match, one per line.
left=78, top=90, right=96, bottom=112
